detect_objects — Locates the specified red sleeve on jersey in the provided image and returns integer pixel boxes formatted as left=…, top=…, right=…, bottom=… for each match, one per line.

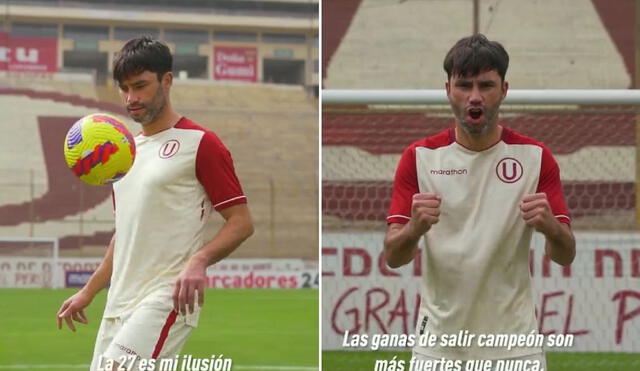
left=536, top=146, right=571, bottom=225
left=387, top=146, right=419, bottom=225
left=196, top=131, right=247, bottom=211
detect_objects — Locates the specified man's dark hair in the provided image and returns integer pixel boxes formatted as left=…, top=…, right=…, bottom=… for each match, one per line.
left=113, top=36, right=172, bottom=83
left=443, top=34, right=509, bottom=81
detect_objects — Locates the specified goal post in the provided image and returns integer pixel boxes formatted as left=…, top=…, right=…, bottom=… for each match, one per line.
left=323, top=89, right=640, bottom=105
left=0, top=236, right=60, bottom=288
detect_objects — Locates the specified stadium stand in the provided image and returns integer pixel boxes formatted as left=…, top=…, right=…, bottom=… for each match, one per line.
left=324, top=0, right=629, bottom=89
left=0, top=0, right=319, bottom=260
left=0, top=80, right=317, bottom=259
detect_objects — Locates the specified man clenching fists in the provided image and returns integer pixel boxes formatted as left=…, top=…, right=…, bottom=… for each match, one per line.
left=521, top=193, right=575, bottom=265
left=384, top=193, right=441, bottom=268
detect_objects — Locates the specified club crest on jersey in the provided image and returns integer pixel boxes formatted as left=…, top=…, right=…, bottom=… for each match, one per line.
left=496, top=157, right=523, bottom=183
left=159, top=139, right=180, bottom=158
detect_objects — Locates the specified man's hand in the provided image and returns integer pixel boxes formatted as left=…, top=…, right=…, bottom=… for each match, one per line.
left=171, top=204, right=253, bottom=315
left=57, top=290, right=92, bottom=331
left=520, top=193, right=560, bottom=236
left=521, top=192, right=576, bottom=266
left=407, top=193, right=441, bottom=238
left=384, top=193, right=440, bottom=268
left=172, top=257, right=207, bottom=315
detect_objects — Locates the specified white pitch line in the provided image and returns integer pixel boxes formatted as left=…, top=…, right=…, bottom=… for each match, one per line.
left=0, top=365, right=317, bottom=371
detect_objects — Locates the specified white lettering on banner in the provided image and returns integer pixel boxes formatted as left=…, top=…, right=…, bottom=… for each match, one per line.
left=0, top=46, right=8, bottom=62
left=213, top=46, right=256, bottom=82
left=322, top=232, right=640, bottom=352
left=214, top=65, right=255, bottom=78
left=216, top=53, right=247, bottom=63
left=7, top=64, right=47, bottom=71
left=15, top=47, right=38, bottom=63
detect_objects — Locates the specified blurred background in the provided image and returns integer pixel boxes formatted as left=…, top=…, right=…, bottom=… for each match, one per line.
left=0, top=0, right=318, bottom=369
left=322, top=0, right=639, bottom=370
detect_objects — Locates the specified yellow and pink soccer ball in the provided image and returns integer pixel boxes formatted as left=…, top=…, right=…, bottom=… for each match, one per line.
left=63, top=113, right=136, bottom=186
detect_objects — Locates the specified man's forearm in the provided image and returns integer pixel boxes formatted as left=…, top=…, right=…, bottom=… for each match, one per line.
left=384, top=223, right=421, bottom=268
left=80, top=235, right=114, bottom=297
left=544, top=222, right=575, bottom=266
left=192, top=206, right=253, bottom=268
left=172, top=205, right=253, bottom=314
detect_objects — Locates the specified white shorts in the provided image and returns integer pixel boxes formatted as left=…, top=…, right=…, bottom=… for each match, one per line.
left=410, top=352, right=547, bottom=371
left=89, top=304, right=195, bottom=371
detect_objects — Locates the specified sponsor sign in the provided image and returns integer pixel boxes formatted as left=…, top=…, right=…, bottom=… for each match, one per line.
left=0, top=33, right=58, bottom=72
left=207, top=259, right=318, bottom=289
left=213, top=46, right=257, bottom=82
left=0, top=258, right=317, bottom=289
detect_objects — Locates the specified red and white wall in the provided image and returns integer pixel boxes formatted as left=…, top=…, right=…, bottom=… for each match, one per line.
left=322, top=232, right=640, bottom=352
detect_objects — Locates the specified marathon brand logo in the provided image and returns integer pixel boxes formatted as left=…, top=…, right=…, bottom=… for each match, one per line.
left=430, top=168, right=468, bottom=175
left=114, top=343, right=140, bottom=357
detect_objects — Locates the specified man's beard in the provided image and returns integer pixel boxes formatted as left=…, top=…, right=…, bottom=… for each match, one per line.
left=459, top=118, right=491, bottom=136
left=129, top=87, right=166, bottom=125
left=453, top=106, right=498, bottom=136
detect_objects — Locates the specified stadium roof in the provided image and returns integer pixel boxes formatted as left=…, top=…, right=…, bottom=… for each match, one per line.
left=1, top=0, right=318, bottom=30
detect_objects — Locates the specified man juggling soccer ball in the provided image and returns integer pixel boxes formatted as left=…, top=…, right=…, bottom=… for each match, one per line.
left=384, top=34, right=575, bottom=369
left=56, top=37, right=254, bottom=371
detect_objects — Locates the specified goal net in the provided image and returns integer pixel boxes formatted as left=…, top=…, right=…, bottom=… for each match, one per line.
left=322, top=90, right=640, bottom=369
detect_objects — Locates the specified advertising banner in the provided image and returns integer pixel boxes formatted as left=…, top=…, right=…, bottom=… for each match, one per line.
left=323, top=232, right=640, bottom=352
left=213, top=46, right=257, bottom=82
left=0, top=32, right=58, bottom=72
left=0, top=258, right=318, bottom=289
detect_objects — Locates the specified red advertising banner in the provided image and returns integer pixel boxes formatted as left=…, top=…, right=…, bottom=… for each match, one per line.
left=0, top=33, right=58, bottom=72
left=213, top=46, right=257, bottom=82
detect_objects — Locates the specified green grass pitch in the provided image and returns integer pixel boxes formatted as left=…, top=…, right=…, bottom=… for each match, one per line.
left=0, top=289, right=318, bottom=371
left=322, top=350, right=640, bottom=371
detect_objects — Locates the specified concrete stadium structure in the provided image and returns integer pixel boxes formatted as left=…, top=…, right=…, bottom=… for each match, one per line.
left=0, top=0, right=319, bottom=260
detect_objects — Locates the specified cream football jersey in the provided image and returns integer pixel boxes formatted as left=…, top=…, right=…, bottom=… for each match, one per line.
left=105, top=118, right=246, bottom=322
left=388, top=126, right=570, bottom=360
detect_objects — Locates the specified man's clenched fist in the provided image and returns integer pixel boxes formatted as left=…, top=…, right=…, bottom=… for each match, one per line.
left=520, top=193, right=559, bottom=236
left=408, top=193, right=441, bottom=237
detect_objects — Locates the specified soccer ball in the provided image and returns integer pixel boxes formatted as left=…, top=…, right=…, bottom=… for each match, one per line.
left=63, top=113, right=136, bottom=186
